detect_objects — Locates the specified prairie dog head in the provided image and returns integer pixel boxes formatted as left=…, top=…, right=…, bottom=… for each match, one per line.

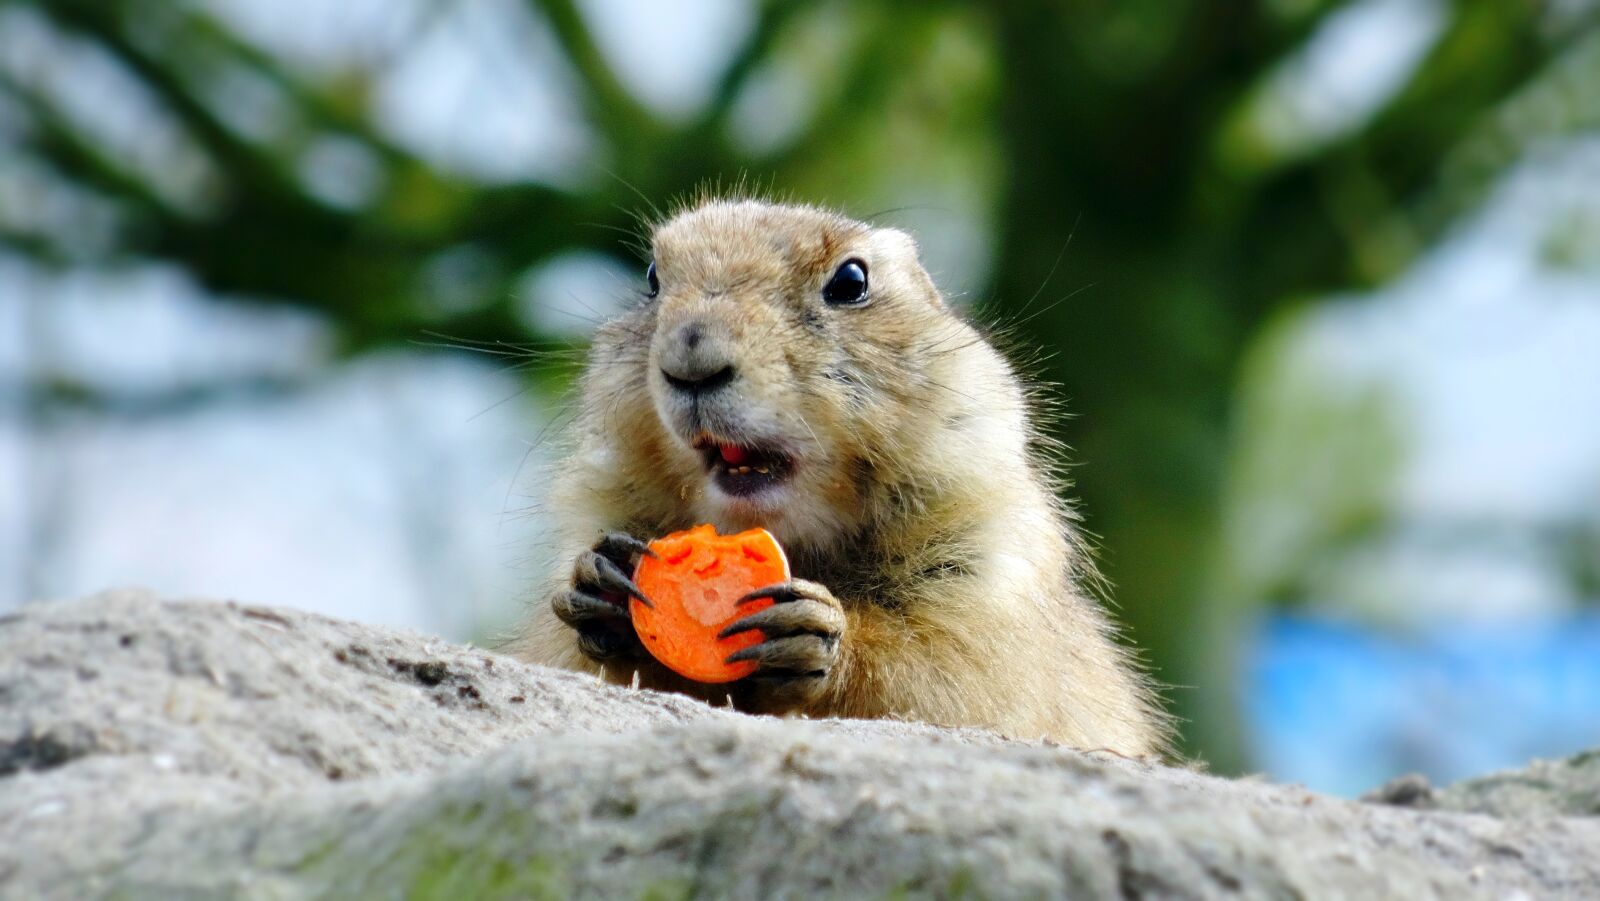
left=584, top=199, right=990, bottom=552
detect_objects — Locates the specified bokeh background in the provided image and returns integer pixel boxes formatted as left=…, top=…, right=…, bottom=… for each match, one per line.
left=3, top=0, right=1598, bottom=793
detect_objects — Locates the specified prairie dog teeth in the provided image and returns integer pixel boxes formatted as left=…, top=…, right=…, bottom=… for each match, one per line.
left=755, top=467, right=769, bottom=474
left=735, top=466, right=751, bottom=475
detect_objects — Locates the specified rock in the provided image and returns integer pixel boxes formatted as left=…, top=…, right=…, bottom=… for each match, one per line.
left=1365, top=759, right=1600, bottom=819
left=3, top=591, right=1598, bottom=899
left=1434, top=752, right=1600, bottom=818
left=1362, top=772, right=1437, bottom=810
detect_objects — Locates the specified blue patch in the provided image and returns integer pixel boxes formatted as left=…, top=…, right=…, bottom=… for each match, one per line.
left=1241, top=612, right=1600, bottom=796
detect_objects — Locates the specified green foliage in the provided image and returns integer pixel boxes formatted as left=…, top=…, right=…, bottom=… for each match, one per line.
left=1216, top=306, right=1405, bottom=612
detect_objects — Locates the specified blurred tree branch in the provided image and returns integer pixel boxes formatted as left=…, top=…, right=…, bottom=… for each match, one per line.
left=528, top=0, right=664, bottom=155
left=1, top=67, right=173, bottom=220
left=696, top=0, right=810, bottom=132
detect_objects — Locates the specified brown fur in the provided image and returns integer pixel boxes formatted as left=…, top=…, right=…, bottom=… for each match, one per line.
left=502, top=198, right=1171, bottom=756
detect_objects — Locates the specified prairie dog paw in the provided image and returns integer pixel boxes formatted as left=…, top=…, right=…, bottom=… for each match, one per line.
left=720, top=579, right=844, bottom=712
left=552, top=532, right=653, bottom=663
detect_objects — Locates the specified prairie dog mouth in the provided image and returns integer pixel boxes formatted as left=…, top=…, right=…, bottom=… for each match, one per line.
left=692, top=436, right=796, bottom=498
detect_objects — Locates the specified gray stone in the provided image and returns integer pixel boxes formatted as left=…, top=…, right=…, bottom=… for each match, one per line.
left=3, top=591, right=1598, bottom=899
left=1436, top=752, right=1600, bottom=818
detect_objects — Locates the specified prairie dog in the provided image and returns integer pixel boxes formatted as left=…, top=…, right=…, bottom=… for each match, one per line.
left=504, top=198, right=1169, bottom=756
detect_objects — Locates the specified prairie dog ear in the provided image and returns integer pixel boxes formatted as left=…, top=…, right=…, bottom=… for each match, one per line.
left=868, top=227, right=944, bottom=308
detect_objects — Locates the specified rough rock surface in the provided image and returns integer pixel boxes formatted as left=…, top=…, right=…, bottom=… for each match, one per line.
left=3, top=591, right=1598, bottom=899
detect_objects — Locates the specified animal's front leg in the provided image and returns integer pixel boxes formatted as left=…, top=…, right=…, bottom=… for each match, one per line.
left=550, top=532, right=653, bottom=664
left=719, top=579, right=846, bottom=714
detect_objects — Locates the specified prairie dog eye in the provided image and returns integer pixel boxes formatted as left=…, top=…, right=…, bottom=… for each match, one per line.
left=823, top=259, right=869, bottom=306
left=646, top=261, right=660, bottom=298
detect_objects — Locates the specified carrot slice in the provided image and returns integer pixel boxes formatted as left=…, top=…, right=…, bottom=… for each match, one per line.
left=631, top=525, right=788, bottom=683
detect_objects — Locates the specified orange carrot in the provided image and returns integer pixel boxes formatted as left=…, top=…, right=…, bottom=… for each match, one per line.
left=631, top=525, right=787, bottom=683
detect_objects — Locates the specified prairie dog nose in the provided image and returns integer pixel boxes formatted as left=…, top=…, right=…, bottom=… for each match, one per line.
left=659, top=321, right=736, bottom=395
